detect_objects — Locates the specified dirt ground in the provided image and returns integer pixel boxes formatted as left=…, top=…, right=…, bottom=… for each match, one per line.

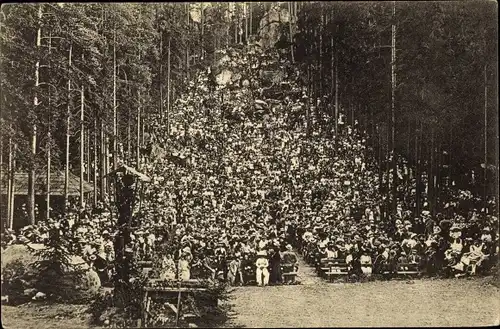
left=1, top=302, right=91, bottom=329
left=224, top=257, right=500, bottom=328
left=2, top=258, right=499, bottom=329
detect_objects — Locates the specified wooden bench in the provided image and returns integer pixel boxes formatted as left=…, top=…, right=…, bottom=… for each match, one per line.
left=381, top=263, right=421, bottom=277
left=281, top=264, right=298, bottom=284
left=396, top=263, right=420, bottom=276
left=138, top=260, right=154, bottom=276
left=320, top=258, right=349, bottom=281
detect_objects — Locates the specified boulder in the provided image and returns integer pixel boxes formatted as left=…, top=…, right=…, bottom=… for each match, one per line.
left=1, top=244, right=101, bottom=303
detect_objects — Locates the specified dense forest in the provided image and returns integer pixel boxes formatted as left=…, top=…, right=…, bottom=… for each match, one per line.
left=0, top=2, right=498, bottom=228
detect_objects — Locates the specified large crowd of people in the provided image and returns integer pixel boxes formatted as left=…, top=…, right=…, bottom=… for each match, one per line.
left=136, top=44, right=497, bottom=285
left=2, top=44, right=497, bottom=287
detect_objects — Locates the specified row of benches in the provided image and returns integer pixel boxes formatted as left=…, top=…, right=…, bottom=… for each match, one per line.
left=316, top=257, right=422, bottom=281
left=138, top=260, right=299, bottom=285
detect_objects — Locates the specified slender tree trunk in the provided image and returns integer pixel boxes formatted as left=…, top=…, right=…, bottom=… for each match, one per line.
left=127, top=107, right=131, bottom=158
left=65, top=43, right=72, bottom=210
left=7, top=128, right=12, bottom=227
left=483, top=64, right=488, bottom=208
left=200, top=2, right=204, bottom=58
left=436, top=138, right=441, bottom=212
left=378, top=125, right=383, bottom=194
left=100, top=120, right=106, bottom=199
left=415, top=119, right=421, bottom=215
left=186, top=3, right=190, bottom=80
left=407, top=119, right=411, bottom=159
left=249, top=2, right=252, bottom=37
left=46, top=117, right=50, bottom=221
left=234, top=5, right=238, bottom=44
left=29, top=126, right=36, bottom=224
left=0, top=132, right=3, bottom=227
left=334, top=43, right=339, bottom=138
left=330, top=37, right=334, bottom=128
left=105, top=135, right=110, bottom=193
left=93, top=118, right=97, bottom=206
left=80, top=79, right=85, bottom=210
left=29, top=4, right=42, bottom=224
left=86, top=125, right=90, bottom=182
left=45, top=32, right=52, bottom=220
left=137, top=90, right=141, bottom=168
left=159, top=30, right=163, bottom=121
left=390, top=0, right=397, bottom=215
left=9, top=145, right=15, bottom=229
left=288, top=1, right=295, bottom=63
left=113, top=24, right=117, bottom=172
left=448, top=124, right=453, bottom=188
left=167, top=36, right=171, bottom=136
left=244, top=2, right=248, bottom=42
left=429, top=125, right=435, bottom=216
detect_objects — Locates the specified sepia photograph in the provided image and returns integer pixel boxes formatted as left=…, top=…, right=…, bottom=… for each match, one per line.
left=0, top=1, right=498, bottom=328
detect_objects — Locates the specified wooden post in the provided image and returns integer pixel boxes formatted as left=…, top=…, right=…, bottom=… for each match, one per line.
left=175, top=281, right=182, bottom=327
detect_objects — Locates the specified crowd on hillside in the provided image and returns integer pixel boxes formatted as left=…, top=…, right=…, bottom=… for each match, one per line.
left=2, top=44, right=497, bottom=287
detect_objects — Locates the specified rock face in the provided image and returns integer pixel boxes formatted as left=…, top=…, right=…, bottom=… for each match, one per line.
left=258, top=4, right=291, bottom=50
left=1, top=244, right=101, bottom=304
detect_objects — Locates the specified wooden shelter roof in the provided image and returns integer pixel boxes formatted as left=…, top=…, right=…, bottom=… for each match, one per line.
left=0, top=171, right=93, bottom=196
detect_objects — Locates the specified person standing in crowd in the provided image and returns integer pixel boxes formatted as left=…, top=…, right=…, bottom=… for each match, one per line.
left=255, top=250, right=270, bottom=286
left=178, top=246, right=193, bottom=281
left=158, top=252, right=176, bottom=281
left=269, top=245, right=282, bottom=285
left=227, top=252, right=243, bottom=286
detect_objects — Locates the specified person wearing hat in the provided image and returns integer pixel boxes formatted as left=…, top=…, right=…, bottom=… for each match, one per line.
left=255, top=250, right=270, bottom=286
left=178, top=246, right=193, bottom=281
left=157, top=252, right=176, bottom=281
left=269, top=245, right=282, bottom=285
left=480, top=227, right=492, bottom=243
left=227, top=252, right=243, bottom=286
left=360, top=248, right=373, bottom=276
left=449, top=225, right=464, bottom=253
left=408, top=248, right=422, bottom=266
left=412, top=217, right=425, bottom=235
left=282, top=244, right=299, bottom=274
